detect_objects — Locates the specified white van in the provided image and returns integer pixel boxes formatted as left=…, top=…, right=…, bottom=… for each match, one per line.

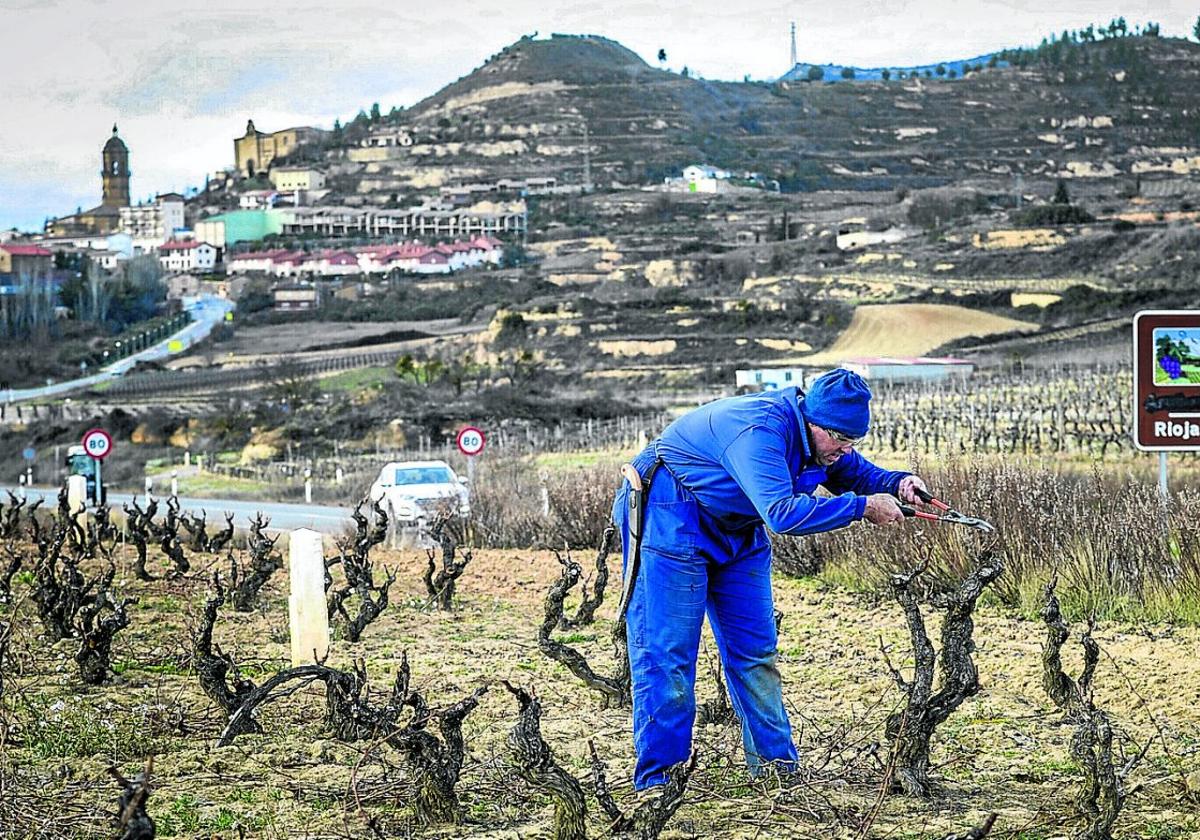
left=367, top=460, right=470, bottom=526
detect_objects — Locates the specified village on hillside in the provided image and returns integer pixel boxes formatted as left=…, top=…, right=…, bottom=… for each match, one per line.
left=2, top=28, right=1199, bottom=400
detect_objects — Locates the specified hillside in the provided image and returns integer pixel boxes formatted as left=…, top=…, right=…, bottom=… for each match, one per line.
left=162, top=31, right=1200, bottom=422
left=322, top=32, right=1200, bottom=195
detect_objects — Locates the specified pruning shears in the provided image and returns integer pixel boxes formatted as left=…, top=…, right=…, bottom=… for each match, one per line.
left=899, top=487, right=995, bottom=533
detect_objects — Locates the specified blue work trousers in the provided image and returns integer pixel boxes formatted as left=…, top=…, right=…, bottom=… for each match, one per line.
left=613, top=450, right=798, bottom=789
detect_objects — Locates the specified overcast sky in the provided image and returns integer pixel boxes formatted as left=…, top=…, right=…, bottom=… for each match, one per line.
left=0, top=0, right=1196, bottom=232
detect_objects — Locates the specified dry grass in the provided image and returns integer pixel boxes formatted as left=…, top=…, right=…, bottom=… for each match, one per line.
left=804, top=459, right=1200, bottom=625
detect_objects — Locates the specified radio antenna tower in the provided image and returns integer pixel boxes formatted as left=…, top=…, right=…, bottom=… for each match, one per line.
left=790, top=21, right=797, bottom=68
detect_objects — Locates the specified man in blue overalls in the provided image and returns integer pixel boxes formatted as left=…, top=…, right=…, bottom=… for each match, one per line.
left=613, top=368, right=927, bottom=790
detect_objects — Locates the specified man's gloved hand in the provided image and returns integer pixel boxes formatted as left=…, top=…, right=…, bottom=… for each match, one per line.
left=896, top=475, right=929, bottom=505
left=864, top=493, right=904, bottom=525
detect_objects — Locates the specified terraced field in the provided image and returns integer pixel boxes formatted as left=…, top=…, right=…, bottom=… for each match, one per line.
left=795, top=303, right=1038, bottom=364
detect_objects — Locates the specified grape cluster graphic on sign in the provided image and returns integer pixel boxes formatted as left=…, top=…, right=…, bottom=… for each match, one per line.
left=1154, top=327, right=1200, bottom=385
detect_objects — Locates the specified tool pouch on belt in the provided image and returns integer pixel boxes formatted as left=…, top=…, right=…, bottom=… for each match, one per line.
left=616, top=459, right=662, bottom=621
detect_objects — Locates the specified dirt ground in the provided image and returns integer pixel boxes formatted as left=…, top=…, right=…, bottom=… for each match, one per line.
left=3, top=542, right=1199, bottom=839
left=185, top=319, right=471, bottom=360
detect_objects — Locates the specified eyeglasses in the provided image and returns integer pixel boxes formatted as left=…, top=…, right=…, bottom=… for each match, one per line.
left=820, top=426, right=865, bottom=447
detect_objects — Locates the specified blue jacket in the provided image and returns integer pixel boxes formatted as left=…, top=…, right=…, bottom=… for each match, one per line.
left=652, top=387, right=909, bottom=536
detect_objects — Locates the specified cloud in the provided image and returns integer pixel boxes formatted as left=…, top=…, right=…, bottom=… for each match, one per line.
left=1, top=0, right=1196, bottom=230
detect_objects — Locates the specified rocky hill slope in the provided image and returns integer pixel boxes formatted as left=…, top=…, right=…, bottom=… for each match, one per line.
left=323, top=32, right=1200, bottom=196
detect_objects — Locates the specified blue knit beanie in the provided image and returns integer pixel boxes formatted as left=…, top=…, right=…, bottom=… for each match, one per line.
left=802, top=369, right=872, bottom=438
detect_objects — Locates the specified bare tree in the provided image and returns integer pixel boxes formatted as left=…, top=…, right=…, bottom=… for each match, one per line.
left=0, top=544, right=22, bottom=604
left=1041, top=577, right=1098, bottom=720
left=504, top=682, right=587, bottom=840
left=229, top=515, right=282, bottom=612
left=75, top=589, right=136, bottom=685
left=194, top=573, right=263, bottom=739
left=1041, top=579, right=1141, bottom=840
left=424, top=509, right=471, bottom=611
left=157, top=497, right=189, bottom=578
left=110, top=760, right=155, bottom=840
left=180, top=509, right=211, bottom=553
left=538, top=549, right=630, bottom=707
left=32, top=524, right=111, bottom=641
left=556, top=524, right=616, bottom=630
left=208, top=645, right=487, bottom=828
left=122, top=499, right=156, bottom=581
left=326, top=499, right=394, bottom=639
left=883, top=554, right=1003, bottom=797
left=207, top=512, right=235, bottom=554
left=1, top=492, right=27, bottom=539
left=589, top=740, right=697, bottom=839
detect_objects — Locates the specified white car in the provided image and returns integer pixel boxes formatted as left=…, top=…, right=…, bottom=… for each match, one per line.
left=368, top=460, right=470, bottom=525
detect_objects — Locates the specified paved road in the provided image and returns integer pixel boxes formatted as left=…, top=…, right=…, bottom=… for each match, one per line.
left=3, top=486, right=355, bottom=534
left=4, top=294, right=235, bottom=404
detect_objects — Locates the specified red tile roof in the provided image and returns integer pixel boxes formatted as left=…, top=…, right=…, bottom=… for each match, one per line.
left=159, top=240, right=212, bottom=252
left=0, top=244, right=52, bottom=257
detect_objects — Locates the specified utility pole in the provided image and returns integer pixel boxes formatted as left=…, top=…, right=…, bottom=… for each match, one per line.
left=790, top=22, right=798, bottom=69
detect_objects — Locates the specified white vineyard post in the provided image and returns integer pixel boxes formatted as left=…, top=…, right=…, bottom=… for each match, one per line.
left=289, top=528, right=329, bottom=666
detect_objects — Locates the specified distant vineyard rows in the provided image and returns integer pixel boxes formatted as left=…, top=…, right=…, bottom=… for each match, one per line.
left=868, top=365, right=1133, bottom=457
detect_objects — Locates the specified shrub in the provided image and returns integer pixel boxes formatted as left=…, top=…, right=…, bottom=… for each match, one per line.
left=1010, top=203, right=1095, bottom=226
left=907, top=190, right=989, bottom=228
left=470, top=456, right=619, bottom=549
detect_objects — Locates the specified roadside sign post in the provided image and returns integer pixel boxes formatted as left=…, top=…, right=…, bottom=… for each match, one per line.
left=456, top=426, right=486, bottom=485
left=1132, top=311, right=1200, bottom=496
left=81, top=428, right=113, bottom=507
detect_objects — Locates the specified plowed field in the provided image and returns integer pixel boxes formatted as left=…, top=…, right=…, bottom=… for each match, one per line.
left=798, top=304, right=1038, bottom=365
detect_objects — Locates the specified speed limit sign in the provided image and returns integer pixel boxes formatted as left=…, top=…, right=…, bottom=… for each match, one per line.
left=82, top=428, right=113, bottom=460
left=456, top=426, right=486, bottom=456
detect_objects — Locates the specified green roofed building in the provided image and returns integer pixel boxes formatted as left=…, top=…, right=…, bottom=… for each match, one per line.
left=194, top=209, right=285, bottom=248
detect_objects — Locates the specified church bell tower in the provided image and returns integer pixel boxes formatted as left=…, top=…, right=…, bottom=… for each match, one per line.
left=101, top=124, right=131, bottom=208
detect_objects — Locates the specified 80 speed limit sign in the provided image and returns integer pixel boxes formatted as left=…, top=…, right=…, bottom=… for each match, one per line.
left=456, top=426, right=486, bottom=456
left=82, top=428, right=113, bottom=460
